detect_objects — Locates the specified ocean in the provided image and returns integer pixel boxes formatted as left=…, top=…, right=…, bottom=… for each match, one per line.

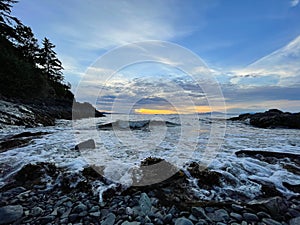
left=1, top=114, right=300, bottom=202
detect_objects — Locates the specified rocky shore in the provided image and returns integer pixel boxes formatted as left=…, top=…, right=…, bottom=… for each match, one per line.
left=1, top=153, right=300, bottom=225
left=0, top=97, right=105, bottom=128
left=229, top=109, right=300, bottom=129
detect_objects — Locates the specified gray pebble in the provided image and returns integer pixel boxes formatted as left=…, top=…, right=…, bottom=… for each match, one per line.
left=175, top=217, right=194, bottom=225
left=101, top=213, right=116, bottom=225
left=163, top=213, right=172, bottom=223
left=257, top=211, right=271, bottom=218
left=0, top=205, right=23, bottom=224
left=243, top=212, right=259, bottom=222
left=231, top=204, right=244, bottom=212
left=195, top=219, right=208, bottom=225
left=289, top=216, right=300, bottom=225
left=39, top=215, right=55, bottom=224
left=31, top=206, right=44, bottom=217
left=262, top=218, right=282, bottom=225
left=230, top=212, right=243, bottom=221
left=90, top=211, right=101, bottom=217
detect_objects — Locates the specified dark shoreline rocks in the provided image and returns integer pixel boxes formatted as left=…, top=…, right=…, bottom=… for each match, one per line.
left=0, top=98, right=105, bottom=128
left=98, top=120, right=180, bottom=131
left=0, top=131, right=50, bottom=153
left=0, top=158, right=299, bottom=224
left=229, top=109, right=300, bottom=129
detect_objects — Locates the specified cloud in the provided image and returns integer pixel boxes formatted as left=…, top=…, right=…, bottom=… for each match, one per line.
left=52, top=0, right=196, bottom=51
left=229, top=35, right=300, bottom=87
left=290, top=0, right=299, bottom=7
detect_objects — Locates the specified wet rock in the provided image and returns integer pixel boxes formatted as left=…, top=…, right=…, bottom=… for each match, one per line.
left=14, top=162, right=57, bottom=188
left=39, top=215, right=56, bottom=223
left=75, top=139, right=96, bottom=150
left=283, top=182, right=300, bottom=193
left=230, top=212, right=243, bottom=221
left=31, top=206, right=44, bottom=217
left=208, top=209, right=229, bottom=222
left=101, top=213, right=116, bottom=225
left=0, top=205, right=23, bottom=224
left=139, top=193, right=152, bottom=215
left=191, top=207, right=211, bottom=221
left=72, top=203, right=88, bottom=213
left=187, top=162, right=222, bottom=188
left=231, top=204, right=244, bottom=212
left=121, top=222, right=141, bottom=225
left=0, top=138, right=32, bottom=152
left=289, top=216, right=300, bottom=225
left=195, top=219, right=208, bottom=225
left=163, top=213, right=173, bottom=223
left=229, top=109, right=300, bottom=129
left=72, top=101, right=105, bottom=119
left=257, top=211, right=271, bottom=219
left=175, top=217, right=194, bottom=225
left=98, top=120, right=180, bottom=131
left=243, top=212, right=259, bottom=222
left=248, top=196, right=288, bottom=219
left=262, top=218, right=282, bottom=225
left=0, top=99, right=55, bottom=128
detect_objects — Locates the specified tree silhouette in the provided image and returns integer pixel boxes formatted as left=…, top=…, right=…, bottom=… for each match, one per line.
left=0, top=0, right=20, bottom=39
left=39, top=37, right=64, bottom=82
left=14, top=24, right=39, bottom=63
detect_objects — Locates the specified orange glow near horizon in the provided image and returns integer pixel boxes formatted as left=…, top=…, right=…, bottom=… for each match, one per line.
left=135, top=108, right=177, bottom=114
left=134, top=105, right=226, bottom=114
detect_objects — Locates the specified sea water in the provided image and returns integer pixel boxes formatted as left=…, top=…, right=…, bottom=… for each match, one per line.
left=1, top=114, right=300, bottom=201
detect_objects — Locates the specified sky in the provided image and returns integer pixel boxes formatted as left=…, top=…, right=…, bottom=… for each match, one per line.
left=12, top=0, right=300, bottom=113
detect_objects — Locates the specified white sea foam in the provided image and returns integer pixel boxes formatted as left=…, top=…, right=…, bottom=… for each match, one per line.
left=0, top=114, right=300, bottom=201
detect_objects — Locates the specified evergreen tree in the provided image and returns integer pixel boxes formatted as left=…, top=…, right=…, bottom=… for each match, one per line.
left=0, top=0, right=19, bottom=39
left=14, top=24, right=39, bottom=63
left=39, top=37, right=64, bottom=82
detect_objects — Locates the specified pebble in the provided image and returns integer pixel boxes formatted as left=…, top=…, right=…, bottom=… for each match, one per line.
left=257, top=211, right=271, bottom=219
left=231, top=204, right=244, bottom=212
left=121, top=221, right=141, bottom=225
left=139, top=193, right=152, bottom=215
left=163, top=213, right=172, bottom=223
left=195, top=219, right=208, bottom=225
left=175, top=217, right=194, bottom=225
left=72, top=203, right=87, bottom=213
left=39, top=215, right=56, bottom=224
left=0, top=205, right=23, bottom=224
left=31, top=206, right=44, bottom=216
left=262, top=218, right=282, bottom=225
left=90, top=211, right=101, bottom=217
left=230, top=212, right=243, bottom=221
left=209, top=209, right=229, bottom=222
left=243, top=212, right=259, bottom=222
left=191, top=207, right=210, bottom=221
left=101, top=212, right=116, bottom=225
left=289, top=216, right=300, bottom=225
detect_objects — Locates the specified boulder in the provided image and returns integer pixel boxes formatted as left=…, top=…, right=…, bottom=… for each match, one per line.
left=0, top=205, right=23, bottom=224
left=229, top=109, right=300, bottom=129
left=74, top=139, right=96, bottom=150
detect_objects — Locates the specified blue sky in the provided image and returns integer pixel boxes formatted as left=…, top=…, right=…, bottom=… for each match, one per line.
left=12, top=0, right=300, bottom=113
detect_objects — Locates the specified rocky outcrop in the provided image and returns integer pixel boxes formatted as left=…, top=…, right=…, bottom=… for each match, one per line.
left=0, top=98, right=105, bottom=128
left=0, top=100, right=55, bottom=128
left=230, top=109, right=300, bottom=129
left=72, top=101, right=105, bottom=120
left=98, top=120, right=180, bottom=131
left=1, top=159, right=300, bottom=224
left=0, top=131, right=49, bottom=153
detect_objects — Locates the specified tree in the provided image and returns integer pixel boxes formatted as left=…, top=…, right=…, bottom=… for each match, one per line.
left=0, top=0, right=20, bottom=39
left=14, top=24, right=39, bottom=63
left=39, top=37, right=64, bottom=82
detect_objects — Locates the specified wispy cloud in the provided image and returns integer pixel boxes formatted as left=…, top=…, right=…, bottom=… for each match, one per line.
left=290, top=0, right=299, bottom=7
left=229, top=35, right=300, bottom=87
